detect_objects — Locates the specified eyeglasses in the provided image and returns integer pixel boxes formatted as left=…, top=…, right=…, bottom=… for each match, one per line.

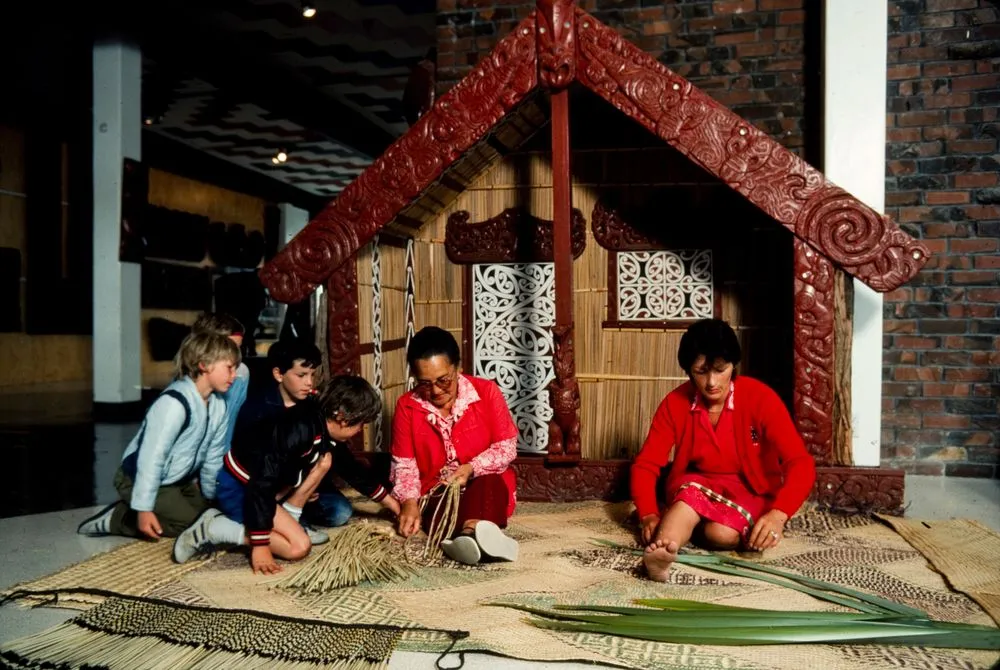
left=412, top=373, right=456, bottom=395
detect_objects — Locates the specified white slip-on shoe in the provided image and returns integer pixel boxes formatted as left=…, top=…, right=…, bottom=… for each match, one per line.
left=77, top=503, right=117, bottom=536
left=172, top=508, right=223, bottom=564
left=303, top=524, right=330, bottom=546
left=441, top=535, right=482, bottom=565
left=474, top=521, right=519, bottom=562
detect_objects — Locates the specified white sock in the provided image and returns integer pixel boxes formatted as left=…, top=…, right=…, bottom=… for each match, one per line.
left=282, top=502, right=303, bottom=522
left=208, top=515, right=247, bottom=546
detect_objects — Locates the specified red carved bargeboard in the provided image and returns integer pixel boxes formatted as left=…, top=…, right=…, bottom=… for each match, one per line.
left=444, top=208, right=587, bottom=263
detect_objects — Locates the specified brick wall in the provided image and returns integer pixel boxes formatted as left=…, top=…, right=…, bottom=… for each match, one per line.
left=883, top=0, right=1000, bottom=478
left=436, top=0, right=816, bottom=155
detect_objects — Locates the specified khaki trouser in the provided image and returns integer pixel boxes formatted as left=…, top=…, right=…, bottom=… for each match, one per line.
left=108, top=467, right=209, bottom=538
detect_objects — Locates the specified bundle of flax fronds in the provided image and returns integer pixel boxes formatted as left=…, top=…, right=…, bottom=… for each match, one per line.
left=419, top=478, right=462, bottom=560
left=273, top=522, right=415, bottom=594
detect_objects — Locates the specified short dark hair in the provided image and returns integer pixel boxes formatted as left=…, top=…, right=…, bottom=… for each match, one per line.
left=406, top=326, right=461, bottom=368
left=192, top=312, right=244, bottom=337
left=316, top=375, right=381, bottom=426
left=677, top=318, right=742, bottom=373
left=267, top=339, right=322, bottom=373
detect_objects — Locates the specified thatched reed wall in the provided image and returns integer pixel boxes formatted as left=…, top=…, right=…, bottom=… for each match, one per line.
left=350, top=90, right=796, bottom=460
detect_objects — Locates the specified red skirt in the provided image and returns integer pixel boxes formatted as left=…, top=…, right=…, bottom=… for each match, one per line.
left=671, top=473, right=770, bottom=540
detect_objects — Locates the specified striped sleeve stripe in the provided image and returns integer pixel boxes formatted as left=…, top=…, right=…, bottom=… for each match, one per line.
left=370, top=484, right=387, bottom=502
left=248, top=532, right=271, bottom=546
left=224, top=452, right=251, bottom=483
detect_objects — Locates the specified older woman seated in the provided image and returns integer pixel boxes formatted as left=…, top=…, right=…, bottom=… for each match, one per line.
left=631, top=318, right=816, bottom=581
left=390, top=326, right=520, bottom=565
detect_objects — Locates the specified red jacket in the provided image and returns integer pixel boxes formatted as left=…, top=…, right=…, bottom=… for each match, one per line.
left=391, top=375, right=518, bottom=516
left=630, top=376, right=816, bottom=521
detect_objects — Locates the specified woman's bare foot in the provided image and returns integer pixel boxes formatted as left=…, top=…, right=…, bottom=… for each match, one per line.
left=643, top=539, right=679, bottom=582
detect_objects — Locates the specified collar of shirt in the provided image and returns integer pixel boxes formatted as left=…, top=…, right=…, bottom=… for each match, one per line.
left=690, top=381, right=736, bottom=413
left=414, top=374, right=481, bottom=426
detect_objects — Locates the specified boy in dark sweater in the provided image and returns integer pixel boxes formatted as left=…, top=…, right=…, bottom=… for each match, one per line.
left=172, top=375, right=399, bottom=574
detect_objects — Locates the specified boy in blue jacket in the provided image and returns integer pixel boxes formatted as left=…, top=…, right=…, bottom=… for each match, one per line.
left=77, top=330, right=240, bottom=539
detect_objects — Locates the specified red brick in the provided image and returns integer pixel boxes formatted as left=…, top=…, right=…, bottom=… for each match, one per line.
left=713, top=0, right=756, bottom=13
left=884, top=413, right=923, bottom=428
left=896, top=110, right=947, bottom=126
left=945, top=368, right=992, bottom=382
left=974, top=256, right=1000, bottom=269
left=761, top=58, right=803, bottom=71
left=948, top=139, right=997, bottom=153
left=887, top=127, right=922, bottom=142
left=716, top=31, right=759, bottom=45
left=923, top=126, right=967, bottom=141
left=923, top=93, right=973, bottom=108
left=886, top=192, right=921, bottom=206
left=967, top=287, right=1000, bottom=302
left=888, top=63, right=922, bottom=80
left=951, top=238, right=999, bottom=253
left=643, top=21, right=673, bottom=36
left=778, top=10, right=805, bottom=25
left=920, top=13, right=956, bottom=28
left=924, top=223, right=967, bottom=238
left=925, top=191, right=971, bottom=205
left=923, top=414, right=971, bottom=429
left=886, top=319, right=918, bottom=334
left=926, top=0, right=978, bottom=10
left=956, top=173, right=998, bottom=188
left=759, top=0, right=801, bottom=9
left=964, top=205, right=1000, bottom=220
left=923, top=383, right=971, bottom=396
left=923, top=62, right=975, bottom=77
left=894, top=336, right=941, bottom=349
left=736, top=42, right=777, bottom=57
left=950, top=270, right=997, bottom=284
left=952, top=74, right=1000, bottom=91
left=898, top=206, right=933, bottom=222
left=971, top=352, right=1000, bottom=366
left=894, top=367, right=943, bottom=382
left=887, top=160, right=918, bottom=175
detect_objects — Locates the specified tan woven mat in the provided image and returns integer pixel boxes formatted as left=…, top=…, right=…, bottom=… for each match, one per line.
left=4, top=503, right=999, bottom=669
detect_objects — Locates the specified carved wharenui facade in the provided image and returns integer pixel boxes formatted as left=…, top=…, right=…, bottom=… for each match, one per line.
left=259, top=0, right=930, bottom=513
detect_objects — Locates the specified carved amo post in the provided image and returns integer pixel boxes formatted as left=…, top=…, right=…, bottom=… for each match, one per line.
left=537, top=0, right=581, bottom=461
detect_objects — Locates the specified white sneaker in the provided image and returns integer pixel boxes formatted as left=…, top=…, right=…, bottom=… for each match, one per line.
left=474, top=521, right=518, bottom=562
left=77, top=503, right=117, bottom=536
left=172, top=508, right=223, bottom=564
left=441, top=535, right=481, bottom=565
left=303, top=524, right=329, bottom=546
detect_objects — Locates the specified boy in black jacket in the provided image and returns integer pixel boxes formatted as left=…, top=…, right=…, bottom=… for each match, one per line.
left=173, top=375, right=399, bottom=574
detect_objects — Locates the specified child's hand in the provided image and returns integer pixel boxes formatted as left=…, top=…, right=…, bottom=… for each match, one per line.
left=398, top=499, right=421, bottom=538
left=137, top=511, right=163, bottom=540
left=640, top=514, right=660, bottom=545
left=251, top=546, right=282, bottom=575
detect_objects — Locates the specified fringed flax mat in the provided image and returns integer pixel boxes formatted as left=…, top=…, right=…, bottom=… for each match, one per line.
left=3, top=503, right=999, bottom=670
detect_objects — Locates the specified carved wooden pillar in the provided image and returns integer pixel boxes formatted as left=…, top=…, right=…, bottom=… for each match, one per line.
left=538, top=0, right=581, bottom=461
left=326, top=255, right=361, bottom=377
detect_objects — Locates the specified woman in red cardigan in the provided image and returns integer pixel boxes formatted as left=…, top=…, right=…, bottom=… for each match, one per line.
left=631, top=319, right=816, bottom=581
left=391, top=326, right=520, bottom=565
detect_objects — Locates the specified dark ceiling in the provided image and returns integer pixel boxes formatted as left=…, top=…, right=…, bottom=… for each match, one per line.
left=3, top=0, right=437, bottom=209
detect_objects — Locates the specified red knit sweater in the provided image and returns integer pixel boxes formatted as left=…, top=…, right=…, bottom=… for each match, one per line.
left=630, top=376, right=816, bottom=521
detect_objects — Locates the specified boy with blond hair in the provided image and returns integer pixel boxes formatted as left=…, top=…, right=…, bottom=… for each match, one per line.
left=191, top=312, right=251, bottom=452
left=78, top=331, right=240, bottom=539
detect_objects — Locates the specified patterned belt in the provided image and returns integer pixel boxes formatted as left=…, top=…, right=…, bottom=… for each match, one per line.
left=677, top=481, right=755, bottom=529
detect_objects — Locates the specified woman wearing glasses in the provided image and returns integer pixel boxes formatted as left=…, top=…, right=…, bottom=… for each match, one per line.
left=389, top=326, right=520, bottom=565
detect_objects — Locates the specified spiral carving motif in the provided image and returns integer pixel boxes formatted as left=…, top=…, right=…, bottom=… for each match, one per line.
left=259, top=14, right=538, bottom=303
left=574, top=7, right=928, bottom=292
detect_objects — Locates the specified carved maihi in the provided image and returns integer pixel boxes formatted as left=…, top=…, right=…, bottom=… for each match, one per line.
left=445, top=208, right=587, bottom=264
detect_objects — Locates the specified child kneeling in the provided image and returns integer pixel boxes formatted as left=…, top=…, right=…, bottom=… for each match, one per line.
left=77, top=331, right=239, bottom=539
left=172, top=376, right=400, bottom=574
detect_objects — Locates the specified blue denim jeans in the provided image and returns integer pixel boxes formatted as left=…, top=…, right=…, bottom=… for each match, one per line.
left=304, top=488, right=353, bottom=527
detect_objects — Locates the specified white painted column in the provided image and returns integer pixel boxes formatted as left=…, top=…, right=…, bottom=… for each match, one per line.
left=823, top=1, right=888, bottom=466
left=277, top=203, right=310, bottom=248
left=276, top=203, right=312, bottom=330
left=92, top=40, right=142, bottom=404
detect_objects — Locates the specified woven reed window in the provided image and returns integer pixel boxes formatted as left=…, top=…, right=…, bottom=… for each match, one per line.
left=605, top=249, right=719, bottom=329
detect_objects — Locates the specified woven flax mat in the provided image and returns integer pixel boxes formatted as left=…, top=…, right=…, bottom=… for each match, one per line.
left=877, top=514, right=1000, bottom=627
left=4, top=503, right=1000, bottom=670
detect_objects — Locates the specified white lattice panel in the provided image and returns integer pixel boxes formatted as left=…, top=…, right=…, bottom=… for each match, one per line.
left=617, top=250, right=714, bottom=321
left=472, top=263, right=555, bottom=454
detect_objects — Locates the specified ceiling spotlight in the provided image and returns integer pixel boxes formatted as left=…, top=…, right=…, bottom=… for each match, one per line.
left=276, top=150, right=288, bottom=162
left=271, top=156, right=280, bottom=165
left=302, top=3, right=316, bottom=18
